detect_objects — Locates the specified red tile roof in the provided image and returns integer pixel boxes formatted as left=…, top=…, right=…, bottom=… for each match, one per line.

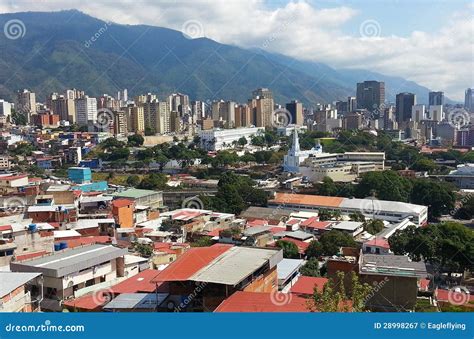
left=152, top=244, right=232, bottom=282
left=418, top=279, right=430, bottom=291
left=63, top=291, right=110, bottom=311
left=300, top=217, right=331, bottom=230
left=290, top=276, right=328, bottom=295
left=0, top=225, right=12, bottom=232
left=0, top=174, right=27, bottom=181
left=286, top=218, right=300, bottom=225
left=436, top=288, right=474, bottom=303
left=280, top=237, right=310, bottom=254
left=364, top=238, right=390, bottom=249
left=214, top=291, right=309, bottom=312
left=15, top=250, right=48, bottom=261
left=205, top=228, right=224, bottom=237
left=110, top=269, right=161, bottom=294
left=112, top=199, right=134, bottom=208
left=247, top=219, right=268, bottom=227
left=65, top=236, right=111, bottom=248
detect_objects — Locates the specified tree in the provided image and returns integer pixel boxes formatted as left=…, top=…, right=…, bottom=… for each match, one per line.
left=318, top=177, right=337, bottom=196
left=362, top=219, right=384, bottom=235
left=349, top=212, right=366, bottom=222
left=134, top=243, right=153, bottom=257
left=238, top=137, right=248, bottom=146
left=355, top=171, right=412, bottom=202
left=410, top=180, right=455, bottom=220
left=127, top=134, right=145, bottom=147
left=454, top=195, right=474, bottom=220
left=276, top=240, right=299, bottom=259
left=389, top=222, right=474, bottom=274
left=319, top=230, right=357, bottom=256
left=192, top=237, right=214, bottom=247
left=11, top=109, right=27, bottom=125
left=126, top=175, right=140, bottom=187
left=300, top=258, right=320, bottom=277
left=305, top=240, right=323, bottom=259
left=138, top=173, right=168, bottom=190
left=308, top=271, right=372, bottom=312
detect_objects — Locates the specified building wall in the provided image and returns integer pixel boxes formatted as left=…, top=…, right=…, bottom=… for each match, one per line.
left=243, top=267, right=277, bottom=293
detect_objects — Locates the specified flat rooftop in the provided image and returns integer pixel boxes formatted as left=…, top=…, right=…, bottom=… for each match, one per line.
left=360, top=254, right=427, bottom=278
left=112, top=189, right=162, bottom=199
left=10, top=244, right=127, bottom=278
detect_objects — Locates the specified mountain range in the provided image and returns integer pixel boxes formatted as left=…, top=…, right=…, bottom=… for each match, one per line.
left=0, top=10, right=451, bottom=106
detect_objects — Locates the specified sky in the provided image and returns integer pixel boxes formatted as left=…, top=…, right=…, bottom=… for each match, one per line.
left=1, top=0, right=472, bottom=101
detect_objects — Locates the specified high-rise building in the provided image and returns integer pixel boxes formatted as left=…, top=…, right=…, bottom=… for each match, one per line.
left=235, top=104, right=252, bottom=127
left=65, top=89, right=85, bottom=100
left=113, top=111, right=127, bottom=135
left=211, top=100, right=235, bottom=127
left=429, top=91, right=444, bottom=106
left=465, top=88, right=474, bottom=113
left=411, top=104, right=426, bottom=122
left=16, top=89, right=36, bottom=123
left=343, top=112, right=363, bottom=130
left=429, top=105, right=444, bottom=122
left=348, top=96, right=357, bottom=113
left=191, top=101, right=206, bottom=120
left=168, top=93, right=190, bottom=115
left=395, top=92, right=416, bottom=125
left=252, top=88, right=274, bottom=127
left=130, top=106, right=145, bottom=133
left=0, top=99, right=12, bottom=118
left=286, top=100, right=304, bottom=125
left=75, top=96, right=97, bottom=126
left=48, top=93, right=76, bottom=123
left=356, top=81, right=385, bottom=111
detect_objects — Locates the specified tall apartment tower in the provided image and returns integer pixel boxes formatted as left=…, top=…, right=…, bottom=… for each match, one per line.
left=252, top=88, right=274, bottom=127
left=465, top=88, right=474, bottom=113
left=348, top=96, right=357, bottom=113
left=286, top=100, right=304, bottom=126
left=130, top=106, right=145, bottom=133
left=16, top=89, right=36, bottom=123
left=429, top=91, right=444, bottom=106
left=411, top=104, right=426, bottom=122
left=75, top=96, right=97, bottom=126
left=356, top=81, right=385, bottom=111
left=235, top=104, right=252, bottom=127
left=395, top=92, right=416, bottom=125
left=168, top=93, right=189, bottom=115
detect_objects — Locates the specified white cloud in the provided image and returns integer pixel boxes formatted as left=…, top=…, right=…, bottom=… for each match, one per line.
left=0, top=0, right=472, bottom=100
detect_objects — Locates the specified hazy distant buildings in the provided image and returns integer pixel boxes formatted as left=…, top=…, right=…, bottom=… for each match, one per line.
left=234, top=104, right=252, bottom=128
left=465, top=88, right=474, bottom=113
left=395, top=92, right=416, bottom=126
left=48, top=93, right=76, bottom=123
left=356, top=81, right=385, bottom=111
left=286, top=100, right=304, bottom=126
left=429, top=91, right=444, bottom=106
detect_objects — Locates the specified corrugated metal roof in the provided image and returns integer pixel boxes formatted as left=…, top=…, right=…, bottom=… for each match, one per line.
left=189, top=247, right=281, bottom=286
left=0, top=272, right=41, bottom=297
left=103, top=293, right=168, bottom=310
left=10, top=244, right=127, bottom=278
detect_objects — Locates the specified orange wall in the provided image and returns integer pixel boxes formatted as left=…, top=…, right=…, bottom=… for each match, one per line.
left=243, top=268, right=277, bottom=293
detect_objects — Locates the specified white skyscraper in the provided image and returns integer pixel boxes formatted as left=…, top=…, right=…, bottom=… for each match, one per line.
left=429, top=105, right=444, bottom=122
left=0, top=99, right=12, bottom=117
left=75, top=97, right=97, bottom=126
left=411, top=104, right=426, bottom=122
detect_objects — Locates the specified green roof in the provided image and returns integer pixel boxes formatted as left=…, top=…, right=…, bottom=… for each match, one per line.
left=112, top=188, right=161, bottom=199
